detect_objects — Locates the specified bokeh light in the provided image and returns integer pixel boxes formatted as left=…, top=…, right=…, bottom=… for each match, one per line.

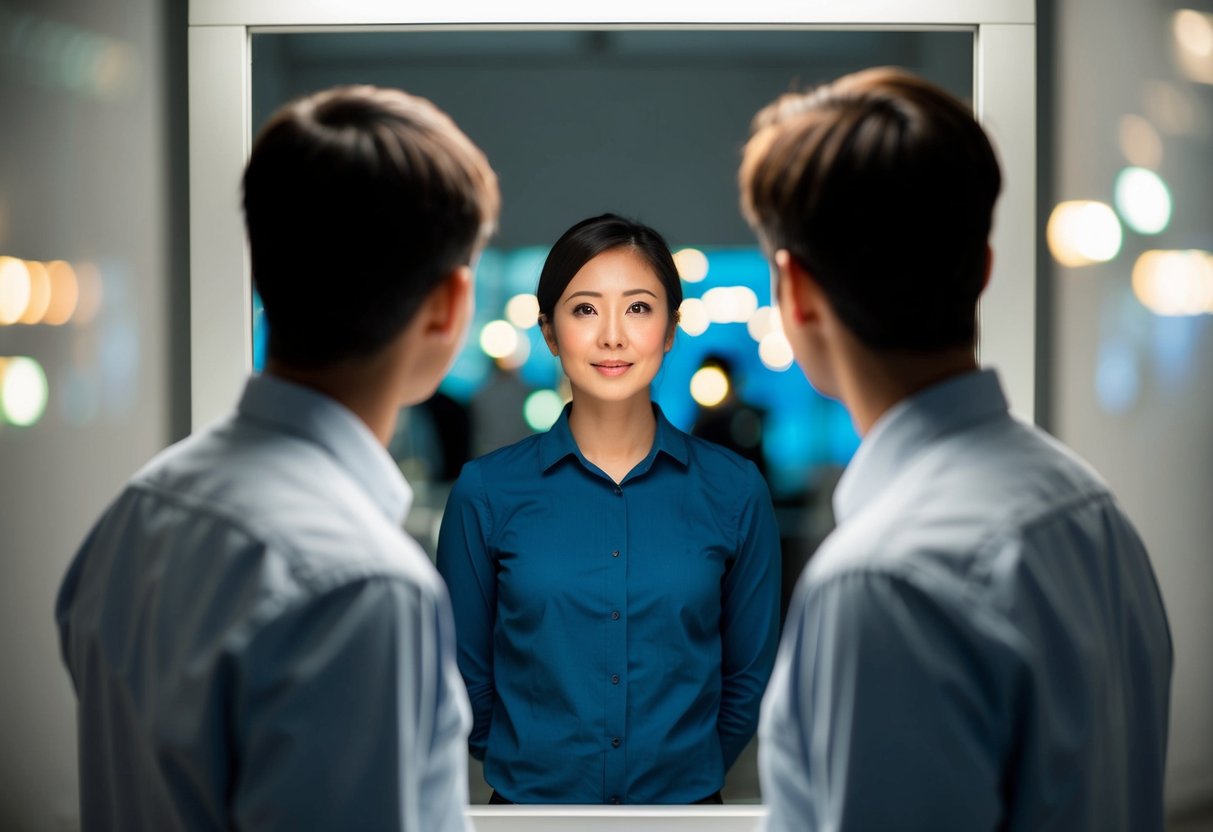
left=72, top=261, right=103, bottom=324
left=1131, top=249, right=1213, bottom=315
left=673, top=248, right=709, bottom=283
left=1174, top=10, right=1213, bottom=85
left=1114, top=167, right=1172, bottom=234
left=43, top=260, right=80, bottom=325
left=1047, top=201, right=1123, bottom=266
left=496, top=329, right=532, bottom=370
left=746, top=306, right=778, bottom=342
left=505, top=293, right=540, bottom=329
left=702, top=286, right=735, bottom=323
left=479, top=319, right=520, bottom=359
left=1095, top=338, right=1141, bottom=413
left=689, top=366, right=730, bottom=407
left=0, top=256, right=32, bottom=325
left=1144, top=80, right=1203, bottom=136
left=701, top=286, right=758, bottom=324
left=758, top=331, right=795, bottom=371
left=19, top=261, right=51, bottom=324
left=731, top=286, right=760, bottom=322
left=1118, top=114, right=1163, bottom=169
left=0, top=356, right=49, bottom=426
left=524, top=389, right=564, bottom=432
left=678, top=297, right=710, bottom=336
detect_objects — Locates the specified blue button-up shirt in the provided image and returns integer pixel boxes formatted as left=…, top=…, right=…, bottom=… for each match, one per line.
left=760, top=369, right=1172, bottom=831
left=56, top=374, right=473, bottom=831
left=437, top=404, right=780, bottom=804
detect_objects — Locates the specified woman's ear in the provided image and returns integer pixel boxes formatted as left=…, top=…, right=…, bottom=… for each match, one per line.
left=539, top=314, right=559, bottom=357
left=664, top=309, right=680, bottom=353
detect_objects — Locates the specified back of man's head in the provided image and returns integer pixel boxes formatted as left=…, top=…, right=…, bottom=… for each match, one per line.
left=243, top=85, right=500, bottom=369
left=739, top=67, right=1002, bottom=352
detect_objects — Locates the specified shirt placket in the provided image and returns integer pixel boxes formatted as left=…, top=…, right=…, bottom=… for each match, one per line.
left=603, top=478, right=628, bottom=804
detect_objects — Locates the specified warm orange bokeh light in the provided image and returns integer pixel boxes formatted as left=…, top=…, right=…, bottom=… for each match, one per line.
left=43, top=260, right=81, bottom=325
left=18, top=261, right=52, bottom=324
left=72, top=261, right=104, bottom=324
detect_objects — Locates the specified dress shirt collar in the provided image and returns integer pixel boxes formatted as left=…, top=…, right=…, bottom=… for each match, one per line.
left=538, top=401, right=690, bottom=476
left=236, top=373, right=412, bottom=526
left=833, top=368, right=1009, bottom=524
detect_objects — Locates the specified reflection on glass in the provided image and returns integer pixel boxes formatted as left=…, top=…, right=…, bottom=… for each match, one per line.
left=1114, top=167, right=1172, bottom=235
left=1047, top=200, right=1123, bottom=266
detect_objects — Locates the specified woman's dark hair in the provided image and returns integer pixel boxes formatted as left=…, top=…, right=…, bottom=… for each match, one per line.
left=535, top=214, right=683, bottom=327
left=243, top=85, right=500, bottom=368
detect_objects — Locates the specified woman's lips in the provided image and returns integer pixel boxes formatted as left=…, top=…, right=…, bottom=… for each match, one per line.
left=592, top=361, right=632, bottom=377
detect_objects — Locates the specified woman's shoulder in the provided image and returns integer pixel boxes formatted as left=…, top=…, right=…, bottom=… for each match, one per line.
left=461, top=432, right=547, bottom=480
left=677, top=428, right=764, bottom=485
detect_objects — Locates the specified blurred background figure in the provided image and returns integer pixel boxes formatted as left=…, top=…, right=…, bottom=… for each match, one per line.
left=470, top=360, right=535, bottom=458
left=690, top=352, right=768, bottom=476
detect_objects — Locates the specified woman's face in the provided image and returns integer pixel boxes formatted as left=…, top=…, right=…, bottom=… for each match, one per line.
left=542, top=247, right=675, bottom=406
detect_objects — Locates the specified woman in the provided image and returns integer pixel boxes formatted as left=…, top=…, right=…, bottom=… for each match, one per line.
left=437, top=214, right=780, bottom=805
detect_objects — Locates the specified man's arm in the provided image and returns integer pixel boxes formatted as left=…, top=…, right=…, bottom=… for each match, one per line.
left=232, top=577, right=472, bottom=832
left=760, top=570, right=1014, bottom=831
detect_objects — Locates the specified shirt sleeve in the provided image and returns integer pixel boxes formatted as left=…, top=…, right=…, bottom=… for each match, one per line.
left=232, top=577, right=473, bottom=832
left=717, top=462, right=781, bottom=771
left=435, top=462, right=496, bottom=761
left=760, top=570, right=1009, bottom=832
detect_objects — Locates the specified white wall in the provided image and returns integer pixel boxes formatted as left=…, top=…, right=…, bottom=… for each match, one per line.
left=0, top=0, right=179, bottom=828
left=1050, top=0, right=1213, bottom=819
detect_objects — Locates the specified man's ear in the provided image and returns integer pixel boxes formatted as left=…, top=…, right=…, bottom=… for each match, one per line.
left=773, top=249, right=821, bottom=328
left=539, top=314, right=559, bottom=357
left=421, top=265, right=473, bottom=339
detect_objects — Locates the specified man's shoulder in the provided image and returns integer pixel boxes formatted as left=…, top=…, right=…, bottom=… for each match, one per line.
left=808, top=418, right=1124, bottom=592
left=118, top=419, right=443, bottom=600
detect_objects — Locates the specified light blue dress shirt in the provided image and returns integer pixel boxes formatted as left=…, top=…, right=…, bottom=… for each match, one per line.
left=56, top=374, right=473, bottom=832
left=437, top=404, right=781, bottom=804
left=760, top=369, right=1172, bottom=831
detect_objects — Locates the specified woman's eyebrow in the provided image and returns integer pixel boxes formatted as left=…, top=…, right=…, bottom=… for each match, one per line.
left=564, top=288, right=658, bottom=303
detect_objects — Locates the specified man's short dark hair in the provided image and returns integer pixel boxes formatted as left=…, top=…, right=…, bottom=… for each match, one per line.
left=739, top=67, right=1002, bottom=351
left=243, top=85, right=500, bottom=368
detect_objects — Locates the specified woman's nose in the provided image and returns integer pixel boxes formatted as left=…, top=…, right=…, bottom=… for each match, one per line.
left=599, top=313, right=625, bottom=348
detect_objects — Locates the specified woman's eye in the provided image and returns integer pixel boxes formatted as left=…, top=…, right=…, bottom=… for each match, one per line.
left=572, top=303, right=596, bottom=317
left=628, top=301, right=652, bottom=314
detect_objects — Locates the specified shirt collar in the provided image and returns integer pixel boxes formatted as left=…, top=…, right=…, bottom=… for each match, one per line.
left=236, top=373, right=412, bottom=526
left=538, top=402, right=690, bottom=475
left=833, top=368, right=1009, bottom=524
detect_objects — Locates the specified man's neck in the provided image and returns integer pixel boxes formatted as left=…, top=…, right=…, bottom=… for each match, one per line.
left=266, top=356, right=401, bottom=447
left=837, top=346, right=979, bottom=437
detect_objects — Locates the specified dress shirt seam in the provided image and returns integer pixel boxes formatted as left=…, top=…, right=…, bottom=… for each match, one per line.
left=127, top=479, right=415, bottom=592
left=966, top=487, right=1118, bottom=581
left=815, top=488, right=1116, bottom=596
left=466, top=460, right=497, bottom=552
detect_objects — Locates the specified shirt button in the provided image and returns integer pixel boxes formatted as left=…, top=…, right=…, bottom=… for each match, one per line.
left=613, top=486, right=622, bottom=496
left=611, top=674, right=620, bottom=684
left=609, top=796, right=621, bottom=805
left=611, top=737, right=622, bottom=748
left=611, top=550, right=620, bottom=558
left=610, top=610, right=620, bottom=620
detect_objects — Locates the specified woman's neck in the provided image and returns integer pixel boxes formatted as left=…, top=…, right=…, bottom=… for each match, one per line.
left=567, top=392, right=658, bottom=483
